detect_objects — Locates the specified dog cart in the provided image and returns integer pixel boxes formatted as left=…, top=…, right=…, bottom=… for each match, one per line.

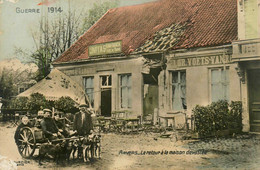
left=15, top=115, right=101, bottom=161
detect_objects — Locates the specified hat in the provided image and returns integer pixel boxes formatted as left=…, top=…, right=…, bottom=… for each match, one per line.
left=43, top=109, right=52, bottom=113
left=79, top=104, right=88, bottom=108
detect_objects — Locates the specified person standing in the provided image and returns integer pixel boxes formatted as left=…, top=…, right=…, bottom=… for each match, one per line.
left=73, top=104, right=93, bottom=136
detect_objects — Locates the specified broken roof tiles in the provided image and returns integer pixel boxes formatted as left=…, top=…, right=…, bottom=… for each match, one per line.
left=54, top=0, right=237, bottom=64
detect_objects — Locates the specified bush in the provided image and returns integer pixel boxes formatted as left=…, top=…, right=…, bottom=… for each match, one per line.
left=54, top=96, right=77, bottom=113
left=9, top=97, right=29, bottom=109
left=210, top=100, right=229, bottom=131
left=193, top=105, right=213, bottom=137
left=193, top=100, right=242, bottom=137
left=27, top=93, right=49, bottom=114
left=229, top=101, right=242, bottom=129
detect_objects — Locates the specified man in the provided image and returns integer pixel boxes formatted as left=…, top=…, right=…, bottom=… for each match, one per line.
left=54, top=113, right=70, bottom=137
left=73, top=104, right=93, bottom=136
left=40, top=109, right=63, bottom=140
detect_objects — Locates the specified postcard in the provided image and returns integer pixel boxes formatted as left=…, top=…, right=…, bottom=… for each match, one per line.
left=0, top=0, right=260, bottom=169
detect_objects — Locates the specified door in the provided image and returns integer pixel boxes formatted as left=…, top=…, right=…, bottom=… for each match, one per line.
left=143, top=85, right=158, bottom=120
left=248, top=69, right=260, bottom=132
left=101, top=88, right=111, bottom=117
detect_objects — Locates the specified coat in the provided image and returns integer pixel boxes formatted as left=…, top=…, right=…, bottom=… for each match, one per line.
left=40, top=117, right=59, bottom=138
left=73, top=111, right=93, bottom=136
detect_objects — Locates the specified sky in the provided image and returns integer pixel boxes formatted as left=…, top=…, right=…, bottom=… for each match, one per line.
left=0, top=0, right=156, bottom=62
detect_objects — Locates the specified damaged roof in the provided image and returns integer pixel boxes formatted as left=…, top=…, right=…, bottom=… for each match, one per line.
left=54, top=0, right=237, bottom=64
left=18, top=69, right=86, bottom=104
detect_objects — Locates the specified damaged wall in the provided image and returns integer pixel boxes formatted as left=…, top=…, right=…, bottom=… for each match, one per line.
left=158, top=47, right=241, bottom=129
left=55, top=57, right=144, bottom=118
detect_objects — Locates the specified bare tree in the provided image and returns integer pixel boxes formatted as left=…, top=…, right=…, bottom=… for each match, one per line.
left=15, top=0, right=119, bottom=81
left=30, top=9, right=83, bottom=80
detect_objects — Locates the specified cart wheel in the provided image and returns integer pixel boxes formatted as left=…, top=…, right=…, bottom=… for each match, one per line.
left=17, top=127, right=36, bottom=158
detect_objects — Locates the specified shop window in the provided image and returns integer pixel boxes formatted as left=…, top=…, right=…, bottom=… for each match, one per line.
left=210, top=67, right=229, bottom=102
left=100, top=75, right=112, bottom=88
left=119, top=74, right=132, bottom=108
left=83, top=76, right=94, bottom=107
left=171, top=71, right=186, bottom=111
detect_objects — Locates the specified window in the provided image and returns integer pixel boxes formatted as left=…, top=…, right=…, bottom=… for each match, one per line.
left=100, top=75, right=112, bottom=87
left=171, top=71, right=186, bottom=111
left=83, top=77, right=94, bottom=107
left=210, top=67, right=229, bottom=102
left=19, top=88, right=25, bottom=93
left=120, top=74, right=132, bottom=108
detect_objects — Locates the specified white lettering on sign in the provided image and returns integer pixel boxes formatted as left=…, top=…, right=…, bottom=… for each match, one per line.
left=89, top=41, right=122, bottom=56
left=169, top=54, right=232, bottom=68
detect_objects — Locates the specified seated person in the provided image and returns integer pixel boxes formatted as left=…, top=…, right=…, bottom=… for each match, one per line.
left=53, top=113, right=70, bottom=137
left=34, top=110, right=44, bottom=127
left=14, top=115, right=32, bottom=144
left=40, top=109, right=63, bottom=141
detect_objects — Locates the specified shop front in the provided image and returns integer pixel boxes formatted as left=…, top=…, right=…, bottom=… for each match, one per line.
left=233, top=39, right=260, bottom=132
left=158, top=46, right=241, bottom=129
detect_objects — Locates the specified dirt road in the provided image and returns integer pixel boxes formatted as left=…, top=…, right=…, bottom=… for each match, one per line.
left=0, top=122, right=259, bottom=170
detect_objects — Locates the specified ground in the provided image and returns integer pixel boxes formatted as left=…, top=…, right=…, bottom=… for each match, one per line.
left=0, top=122, right=260, bottom=170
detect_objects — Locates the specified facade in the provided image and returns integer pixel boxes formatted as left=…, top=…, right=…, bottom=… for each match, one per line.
left=158, top=47, right=241, bottom=129
left=55, top=56, right=144, bottom=118
left=52, top=0, right=260, bottom=132
left=232, top=0, right=260, bottom=132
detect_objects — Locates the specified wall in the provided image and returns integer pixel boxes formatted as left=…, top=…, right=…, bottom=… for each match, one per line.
left=159, top=46, right=241, bottom=127
left=238, top=0, right=260, bottom=39
left=55, top=57, right=144, bottom=118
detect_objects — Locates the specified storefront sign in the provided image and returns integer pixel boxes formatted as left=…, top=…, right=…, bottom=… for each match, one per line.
left=88, top=41, right=122, bottom=56
left=168, top=54, right=232, bottom=68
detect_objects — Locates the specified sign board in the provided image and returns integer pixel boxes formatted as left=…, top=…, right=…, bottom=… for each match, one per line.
left=88, top=41, right=122, bottom=56
left=168, top=54, right=232, bottom=68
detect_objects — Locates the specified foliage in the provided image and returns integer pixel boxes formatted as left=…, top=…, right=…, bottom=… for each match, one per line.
left=210, top=100, right=229, bottom=131
left=193, top=105, right=213, bottom=137
left=193, top=100, right=242, bottom=137
left=9, top=97, right=29, bottom=109
left=27, top=93, right=49, bottom=114
left=0, top=68, right=17, bottom=107
left=5, top=94, right=79, bottom=115
left=229, top=101, right=242, bottom=129
left=82, top=0, right=119, bottom=31
left=54, top=96, right=77, bottom=113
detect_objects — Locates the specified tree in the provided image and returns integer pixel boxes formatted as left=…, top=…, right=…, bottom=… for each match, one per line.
left=9, top=97, right=29, bottom=109
left=0, top=68, right=17, bottom=107
left=15, top=0, right=119, bottom=81
left=27, top=93, right=49, bottom=114
left=54, top=96, right=77, bottom=113
left=82, top=0, right=119, bottom=31
left=30, top=9, right=83, bottom=80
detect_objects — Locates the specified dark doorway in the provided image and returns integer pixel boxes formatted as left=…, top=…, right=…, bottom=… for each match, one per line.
left=248, top=69, right=260, bottom=132
left=143, top=67, right=161, bottom=122
left=101, top=88, right=111, bottom=117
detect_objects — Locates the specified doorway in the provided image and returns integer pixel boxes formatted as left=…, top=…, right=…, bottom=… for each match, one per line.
left=248, top=69, right=260, bottom=132
left=101, top=88, right=111, bottom=117
left=143, top=67, right=160, bottom=123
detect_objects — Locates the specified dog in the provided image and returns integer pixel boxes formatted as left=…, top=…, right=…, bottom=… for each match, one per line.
left=81, top=136, right=93, bottom=162
left=92, top=134, right=101, bottom=159
left=63, top=141, right=73, bottom=163
left=38, top=141, right=66, bottom=165
left=38, top=140, right=73, bottom=165
left=71, top=139, right=83, bottom=160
